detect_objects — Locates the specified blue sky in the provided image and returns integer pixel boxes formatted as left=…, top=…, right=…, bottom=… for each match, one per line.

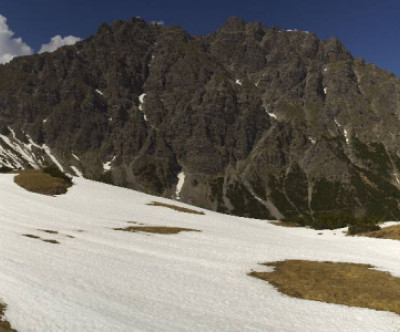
left=0, top=0, right=399, bottom=75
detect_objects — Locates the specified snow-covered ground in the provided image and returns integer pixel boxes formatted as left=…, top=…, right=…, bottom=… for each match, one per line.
left=0, top=174, right=400, bottom=331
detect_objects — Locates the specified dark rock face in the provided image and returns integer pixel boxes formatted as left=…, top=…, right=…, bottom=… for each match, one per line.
left=1, top=17, right=400, bottom=224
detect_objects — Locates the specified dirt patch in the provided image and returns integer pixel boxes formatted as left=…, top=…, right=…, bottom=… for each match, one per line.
left=114, top=226, right=201, bottom=235
left=354, top=224, right=400, bottom=241
left=147, top=201, right=205, bottom=215
left=14, top=170, right=72, bottom=196
left=249, top=260, right=400, bottom=316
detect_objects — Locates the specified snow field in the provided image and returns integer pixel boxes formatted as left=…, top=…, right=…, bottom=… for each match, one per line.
left=0, top=175, right=399, bottom=331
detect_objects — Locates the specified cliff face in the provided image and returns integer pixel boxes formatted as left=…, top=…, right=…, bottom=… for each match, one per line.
left=1, top=17, right=400, bottom=226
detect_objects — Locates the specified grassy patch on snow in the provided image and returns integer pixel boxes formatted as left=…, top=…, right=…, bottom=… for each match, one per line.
left=249, top=260, right=400, bottom=316
left=14, top=169, right=72, bottom=196
left=0, top=303, right=17, bottom=332
left=353, top=224, right=400, bottom=241
left=114, top=226, right=201, bottom=235
left=146, top=201, right=205, bottom=215
left=23, top=234, right=60, bottom=244
left=38, top=230, right=75, bottom=239
left=42, top=239, right=60, bottom=244
left=38, top=229, right=58, bottom=234
left=22, top=234, right=41, bottom=239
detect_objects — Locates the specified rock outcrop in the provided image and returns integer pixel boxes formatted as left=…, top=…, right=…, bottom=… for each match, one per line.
left=1, top=17, right=400, bottom=226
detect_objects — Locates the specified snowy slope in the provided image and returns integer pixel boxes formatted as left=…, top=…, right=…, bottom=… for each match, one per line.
left=0, top=174, right=400, bottom=331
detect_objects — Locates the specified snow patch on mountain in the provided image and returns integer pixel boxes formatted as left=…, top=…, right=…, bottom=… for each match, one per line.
left=176, top=171, right=185, bottom=199
left=42, top=144, right=64, bottom=171
left=70, top=166, right=82, bottom=177
left=139, top=93, right=146, bottom=111
left=103, top=156, right=116, bottom=171
left=265, top=107, right=278, bottom=120
left=334, top=119, right=350, bottom=144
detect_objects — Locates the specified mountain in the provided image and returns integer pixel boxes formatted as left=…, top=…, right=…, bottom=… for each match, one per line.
left=0, top=173, right=399, bottom=331
left=1, top=17, right=400, bottom=227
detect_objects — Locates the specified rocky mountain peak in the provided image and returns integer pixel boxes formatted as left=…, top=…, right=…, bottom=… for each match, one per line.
left=0, top=17, right=399, bottom=228
left=219, top=17, right=247, bottom=32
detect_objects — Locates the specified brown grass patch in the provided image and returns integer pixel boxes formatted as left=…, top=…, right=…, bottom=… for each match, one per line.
left=42, top=239, right=60, bottom=244
left=23, top=234, right=60, bottom=244
left=249, top=260, right=400, bottom=316
left=355, top=224, right=400, bottom=241
left=0, top=303, right=17, bottom=332
left=271, top=221, right=302, bottom=228
left=114, top=226, right=201, bottom=235
left=38, top=229, right=58, bottom=234
left=14, top=169, right=71, bottom=196
left=147, top=201, right=205, bottom=215
left=22, top=234, right=41, bottom=239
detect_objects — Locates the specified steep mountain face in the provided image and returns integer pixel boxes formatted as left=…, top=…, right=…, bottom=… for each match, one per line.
left=1, top=17, right=400, bottom=225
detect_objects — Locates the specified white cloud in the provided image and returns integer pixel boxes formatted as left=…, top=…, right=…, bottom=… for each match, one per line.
left=39, top=35, right=81, bottom=53
left=0, top=14, right=81, bottom=62
left=0, top=15, right=33, bottom=64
